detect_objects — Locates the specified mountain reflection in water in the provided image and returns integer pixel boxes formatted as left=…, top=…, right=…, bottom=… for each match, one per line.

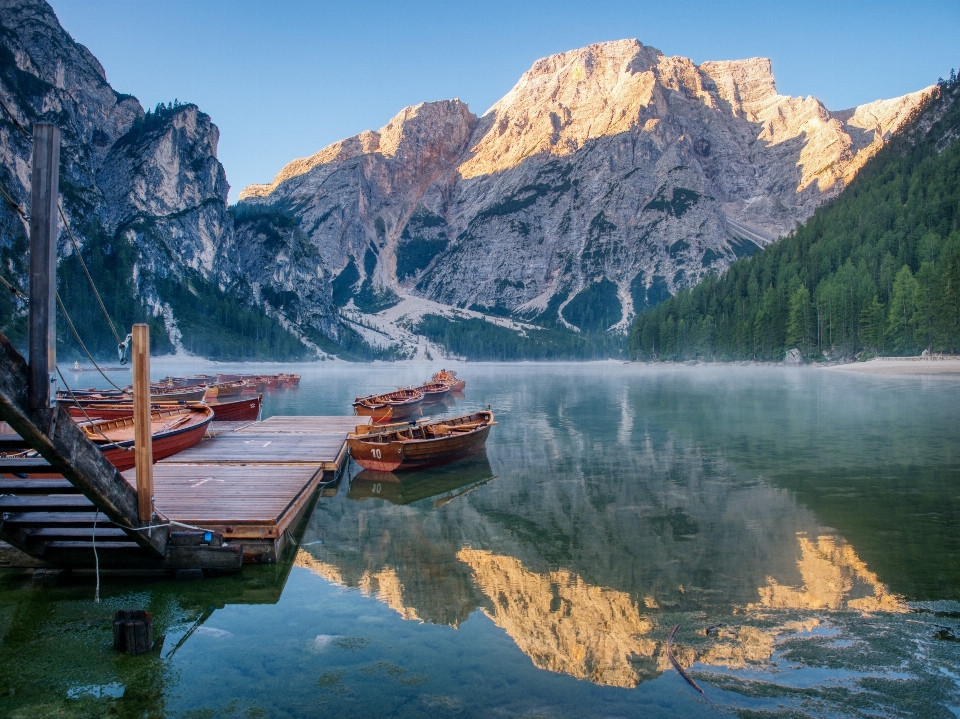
left=3, top=363, right=958, bottom=718
left=294, top=365, right=940, bottom=702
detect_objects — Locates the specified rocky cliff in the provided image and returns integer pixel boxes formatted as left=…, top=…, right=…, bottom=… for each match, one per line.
left=0, top=0, right=337, bottom=359
left=241, top=39, right=930, bottom=340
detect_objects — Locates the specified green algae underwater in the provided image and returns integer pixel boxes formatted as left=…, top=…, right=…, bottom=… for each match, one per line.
left=1, top=363, right=958, bottom=718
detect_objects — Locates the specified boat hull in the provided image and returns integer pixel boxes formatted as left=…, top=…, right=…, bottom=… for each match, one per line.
left=348, top=412, right=493, bottom=472
left=353, top=390, right=424, bottom=424
left=208, top=395, right=261, bottom=421
left=151, top=387, right=207, bottom=402
left=412, top=383, right=452, bottom=403
left=88, top=407, right=214, bottom=471
left=211, top=381, right=246, bottom=398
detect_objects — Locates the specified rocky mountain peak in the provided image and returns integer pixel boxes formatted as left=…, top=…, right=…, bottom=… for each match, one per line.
left=240, top=100, right=476, bottom=202
left=698, top=57, right=780, bottom=121
left=236, top=38, right=931, bottom=342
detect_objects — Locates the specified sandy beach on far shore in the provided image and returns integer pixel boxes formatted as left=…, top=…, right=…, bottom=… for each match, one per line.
left=824, top=357, right=960, bottom=375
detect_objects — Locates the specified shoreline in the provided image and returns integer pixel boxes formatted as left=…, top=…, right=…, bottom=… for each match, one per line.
left=822, top=357, right=960, bottom=375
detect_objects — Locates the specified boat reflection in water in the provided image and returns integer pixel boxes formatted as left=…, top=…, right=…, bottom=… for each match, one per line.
left=348, top=451, right=496, bottom=507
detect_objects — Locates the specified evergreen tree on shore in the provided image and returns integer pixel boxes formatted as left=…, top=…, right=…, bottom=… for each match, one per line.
left=630, top=74, right=960, bottom=361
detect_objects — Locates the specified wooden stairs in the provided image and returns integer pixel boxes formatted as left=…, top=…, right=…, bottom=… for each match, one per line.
left=0, top=333, right=243, bottom=571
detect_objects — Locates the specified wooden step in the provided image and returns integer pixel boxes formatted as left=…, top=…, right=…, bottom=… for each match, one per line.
left=25, top=527, right=130, bottom=541
left=0, top=495, right=94, bottom=512
left=0, top=457, right=54, bottom=474
left=0, top=511, right=120, bottom=528
left=0, top=479, right=79, bottom=494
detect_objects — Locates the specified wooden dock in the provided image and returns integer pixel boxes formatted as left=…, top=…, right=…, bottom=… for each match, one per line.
left=0, top=410, right=369, bottom=567
left=126, top=415, right=370, bottom=563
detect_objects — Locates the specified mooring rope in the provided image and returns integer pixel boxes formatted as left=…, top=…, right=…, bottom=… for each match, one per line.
left=58, top=203, right=122, bottom=346
left=92, top=509, right=100, bottom=604
left=55, top=292, right=129, bottom=394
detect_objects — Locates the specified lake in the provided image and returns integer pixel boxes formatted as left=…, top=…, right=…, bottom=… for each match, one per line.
left=2, top=362, right=959, bottom=717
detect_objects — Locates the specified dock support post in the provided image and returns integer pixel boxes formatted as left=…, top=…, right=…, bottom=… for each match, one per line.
left=28, top=123, right=60, bottom=410
left=132, top=324, right=154, bottom=522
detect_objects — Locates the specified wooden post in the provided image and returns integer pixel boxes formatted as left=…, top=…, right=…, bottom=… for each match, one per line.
left=28, top=123, right=60, bottom=410
left=132, top=323, right=153, bottom=522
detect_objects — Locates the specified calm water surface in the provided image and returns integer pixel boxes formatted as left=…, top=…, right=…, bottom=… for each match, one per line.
left=2, top=363, right=959, bottom=718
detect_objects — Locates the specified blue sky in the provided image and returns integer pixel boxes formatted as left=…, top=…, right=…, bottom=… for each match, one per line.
left=49, top=0, right=960, bottom=203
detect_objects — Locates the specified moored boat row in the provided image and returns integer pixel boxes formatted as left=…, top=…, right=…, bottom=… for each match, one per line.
left=352, top=370, right=467, bottom=424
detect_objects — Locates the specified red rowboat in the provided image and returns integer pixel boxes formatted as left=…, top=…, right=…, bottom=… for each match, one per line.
left=63, top=400, right=191, bottom=420
left=64, top=395, right=262, bottom=423
left=353, top=388, right=423, bottom=424
left=79, top=405, right=214, bottom=471
left=207, top=394, right=261, bottom=421
left=431, top=369, right=465, bottom=391
left=348, top=410, right=494, bottom=472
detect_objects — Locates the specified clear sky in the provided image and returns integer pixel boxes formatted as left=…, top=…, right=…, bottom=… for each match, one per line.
left=48, top=0, right=960, bottom=203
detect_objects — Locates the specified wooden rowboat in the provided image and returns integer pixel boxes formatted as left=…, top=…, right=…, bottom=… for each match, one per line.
left=410, top=382, right=451, bottom=404
left=79, top=405, right=214, bottom=471
left=206, top=380, right=246, bottom=399
left=62, top=394, right=262, bottom=423
left=159, top=374, right=215, bottom=388
left=63, top=400, right=192, bottom=420
left=57, top=385, right=208, bottom=403
left=353, top=388, right=424, bottom=424
left=207, top=394, right=261, bottom=421
left=150, top=386, right=207, bottom=402
left=431, top=369, right=465, bottom=391
left=347, top=410, right=494, bottom=472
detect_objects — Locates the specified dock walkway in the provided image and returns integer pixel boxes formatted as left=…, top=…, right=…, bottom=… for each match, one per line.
left=125, top=415, right=369, bottom=563
left=0, top=414, right=368, bottom=567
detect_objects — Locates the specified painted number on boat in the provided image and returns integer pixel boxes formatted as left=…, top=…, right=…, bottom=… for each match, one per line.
left=372, top=483, right=381, bottom=494
left=371, top=448, right=382, bottom=459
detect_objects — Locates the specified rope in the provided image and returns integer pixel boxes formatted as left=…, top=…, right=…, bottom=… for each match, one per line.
left=0, top=97, right=30, bottom=138
left=58, top=204, right=122, bottom=345
left=55, top=292, right=129, bottom=394
left=55, top=364, right=133, bottom=450
left=0, top=272, right=26, bottom=299
left=0, top=184, right=26, bottom=220
left=0, top=117, right=125, bottom=348
left=92, top=509, right=100, bottom=603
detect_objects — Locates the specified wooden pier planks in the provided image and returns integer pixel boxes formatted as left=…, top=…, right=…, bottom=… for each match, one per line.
left=207, top=420, right=257, bottom=436
left=239, top=415, right=370, bottom=434
left=131, top=415, right=367, bottom=563
left=161, top=433, right=346, bottom=469
left=122, top=463, right=323, bottom=563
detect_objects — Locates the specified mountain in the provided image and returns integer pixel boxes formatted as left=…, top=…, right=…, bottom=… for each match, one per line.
left=0, top=0, right=341, bottom=360
left=628, top=75, right=960, bottom=362
left=0, top=1, right=933, bottom=360
left=240, top=39, right=930, bottom=352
